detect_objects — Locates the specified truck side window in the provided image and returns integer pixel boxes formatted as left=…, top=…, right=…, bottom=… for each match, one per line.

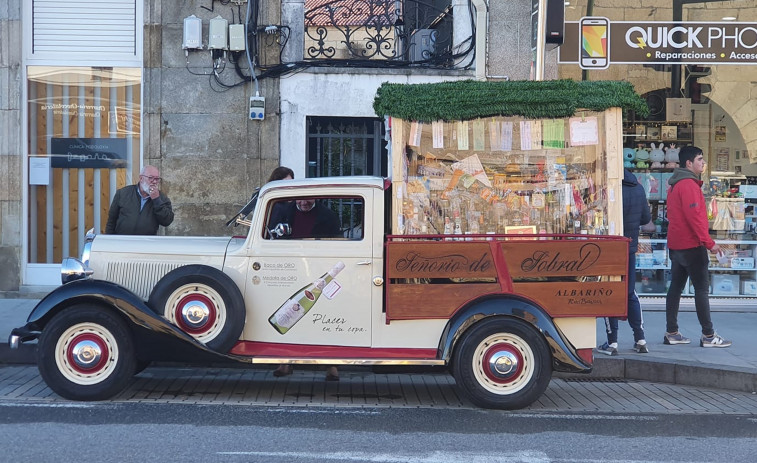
left=265, top=196, right=364, bottom=240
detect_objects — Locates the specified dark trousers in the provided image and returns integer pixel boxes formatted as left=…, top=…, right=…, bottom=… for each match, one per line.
left=666, top=246, right=714, bottom=336
left=605, top=253, right=645, bottom=344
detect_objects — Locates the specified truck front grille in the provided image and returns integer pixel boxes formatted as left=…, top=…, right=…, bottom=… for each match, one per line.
left=106, top=261, right=183, bottom=301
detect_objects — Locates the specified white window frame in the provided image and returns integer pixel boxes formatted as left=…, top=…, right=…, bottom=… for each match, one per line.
left=21, top=0, right=144, bottom=287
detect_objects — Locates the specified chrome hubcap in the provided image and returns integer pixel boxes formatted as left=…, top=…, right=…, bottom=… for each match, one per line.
left=71, top=339, right=102, bottom=369
left=489, top=350, right=519, bottom=380
left=166, top=284, right=224, bottom=341
left=181, top=300, right=210, bottom=329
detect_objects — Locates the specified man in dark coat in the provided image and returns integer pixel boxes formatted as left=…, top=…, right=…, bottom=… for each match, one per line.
left=105, top=165, right=174, bottom=235
left=597, top=168, right=655, bottom=356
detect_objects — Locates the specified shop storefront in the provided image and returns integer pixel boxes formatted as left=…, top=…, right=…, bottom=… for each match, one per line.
left=21, top=2, right=143, bottom=287
left=559, top=1, right=757, bottom=299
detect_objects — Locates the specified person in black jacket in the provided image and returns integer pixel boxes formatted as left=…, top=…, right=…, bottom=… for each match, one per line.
left=597, top=168, right=655, bottom=356
left=269, top=199, right=341, bottom=239
left=105, top=165, right=174, bottom=235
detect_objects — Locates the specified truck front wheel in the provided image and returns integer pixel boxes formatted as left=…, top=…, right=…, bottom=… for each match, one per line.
left=452, top=318, right=551, bottom=410
left=38, top=306, right=136, bottom=401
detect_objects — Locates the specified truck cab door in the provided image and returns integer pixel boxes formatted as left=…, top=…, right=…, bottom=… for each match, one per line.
left=242, top=191, right=373, bottom=347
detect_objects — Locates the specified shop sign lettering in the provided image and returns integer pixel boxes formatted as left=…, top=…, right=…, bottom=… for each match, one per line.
left=560, top=20, right=757, bottom=65
left=50, top=138, right=127, bottom=169
left=520, top=243, right=601, bottom=274
left=394, top=251, right=492, bottom=274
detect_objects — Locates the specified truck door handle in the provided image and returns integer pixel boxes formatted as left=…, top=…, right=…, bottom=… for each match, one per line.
left=356, top=261, right=372, bottom=265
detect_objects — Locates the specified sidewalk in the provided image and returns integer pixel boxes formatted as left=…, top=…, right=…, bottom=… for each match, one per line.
left=2, top=297, right=756, bottom=393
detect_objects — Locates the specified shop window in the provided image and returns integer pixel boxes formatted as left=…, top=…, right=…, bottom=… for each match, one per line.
left=27, top=66, right=142, bottom=263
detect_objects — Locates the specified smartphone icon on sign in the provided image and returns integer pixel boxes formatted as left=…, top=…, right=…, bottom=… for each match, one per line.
left=580, top=17, right=609, bottom=69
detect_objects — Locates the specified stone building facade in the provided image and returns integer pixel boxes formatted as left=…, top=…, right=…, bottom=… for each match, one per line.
left=0, top=0, right=548, bottom=292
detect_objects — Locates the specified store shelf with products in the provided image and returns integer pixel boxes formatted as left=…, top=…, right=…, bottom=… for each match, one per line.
left=623, top=121, right=693, bottom=144
left=635, top=239, right=757, bottom=297
left=622, top=121, right=691, bottom=171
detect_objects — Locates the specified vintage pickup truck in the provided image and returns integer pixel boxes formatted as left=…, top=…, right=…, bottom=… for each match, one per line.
left=10, top=176, right=628, bottom=409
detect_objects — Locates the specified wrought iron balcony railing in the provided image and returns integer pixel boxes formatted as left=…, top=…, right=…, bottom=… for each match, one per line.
left=304, top=0, right=471, bottom=67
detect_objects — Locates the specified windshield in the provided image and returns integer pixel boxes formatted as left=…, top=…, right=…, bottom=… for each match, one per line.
left=226, top=188, right=259, bottom=227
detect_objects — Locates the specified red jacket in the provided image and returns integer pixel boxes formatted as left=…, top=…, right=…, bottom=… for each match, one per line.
left=666, top=169, right=715, bottom=250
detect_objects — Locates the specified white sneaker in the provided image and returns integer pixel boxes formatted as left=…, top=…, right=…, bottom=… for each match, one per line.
left=700, top=333, right=732, bottom=348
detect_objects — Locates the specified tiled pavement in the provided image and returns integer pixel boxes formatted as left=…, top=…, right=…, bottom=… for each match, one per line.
left=2, top=365, right=757, bottom=414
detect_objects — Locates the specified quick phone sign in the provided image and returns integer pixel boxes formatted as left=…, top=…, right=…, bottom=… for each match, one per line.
left=559, top=18, right=757, bottom=66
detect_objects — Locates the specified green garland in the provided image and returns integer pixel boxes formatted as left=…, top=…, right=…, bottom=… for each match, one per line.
left=373, top=79, right=649, bottom=121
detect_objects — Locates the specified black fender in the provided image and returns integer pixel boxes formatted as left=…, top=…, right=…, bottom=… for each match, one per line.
left=12, top=279, right=235, bottom=364
left=438, top=294, right=591, bottom=374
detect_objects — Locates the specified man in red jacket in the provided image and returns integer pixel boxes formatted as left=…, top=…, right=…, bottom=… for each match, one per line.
left=665, top=146, right=731, bottom=348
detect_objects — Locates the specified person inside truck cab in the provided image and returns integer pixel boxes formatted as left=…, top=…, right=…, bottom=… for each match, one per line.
left=269, top=198, right=341, bottom=239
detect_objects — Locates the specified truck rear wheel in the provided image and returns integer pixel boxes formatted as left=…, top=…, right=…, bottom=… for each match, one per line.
left=452, top=318, right=551, bottom=410
left=38, top=305, right=136, bottom=401
left=148, top=265, right=245, bottom=353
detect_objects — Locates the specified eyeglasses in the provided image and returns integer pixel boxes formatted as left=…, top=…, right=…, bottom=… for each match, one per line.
left=141, top=175, right=161, bottom=182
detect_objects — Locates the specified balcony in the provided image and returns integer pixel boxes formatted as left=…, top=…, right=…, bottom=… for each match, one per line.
left=304, top=0, right=467, bottom=67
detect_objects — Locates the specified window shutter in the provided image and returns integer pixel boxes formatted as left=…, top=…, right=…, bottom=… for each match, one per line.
left=32, top=0, right=137, bottom=59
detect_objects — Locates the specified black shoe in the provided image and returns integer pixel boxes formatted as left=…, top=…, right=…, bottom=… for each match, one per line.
left=633, top=341, right=649, bottom=353
left=273, top=365, right=293, bottom=377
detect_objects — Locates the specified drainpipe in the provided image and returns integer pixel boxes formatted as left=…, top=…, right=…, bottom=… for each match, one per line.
left=471, top=0, right=488, bottom=81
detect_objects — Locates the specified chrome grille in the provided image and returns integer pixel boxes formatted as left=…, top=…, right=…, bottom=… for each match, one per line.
left=106, top=261, right=183, bottom=301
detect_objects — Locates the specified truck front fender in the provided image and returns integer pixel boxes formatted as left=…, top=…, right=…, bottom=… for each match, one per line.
left=439, top=295, right=591, bottom=373
left=12, top=279, right=230, bottom=363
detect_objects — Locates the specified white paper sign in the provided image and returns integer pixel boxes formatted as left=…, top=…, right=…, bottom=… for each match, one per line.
left=432, top=120, right=444, bottom=148
left=519, top=121, right=533, bottom=150
left=29, top=157, right=51, bottom=185
left=569, top=116, right=599, bottom=146
left=501, top=122, right=513, bottom=151
left=457, top=121, right=469, bottom=150
left=409, top=122, right=422, bottom=147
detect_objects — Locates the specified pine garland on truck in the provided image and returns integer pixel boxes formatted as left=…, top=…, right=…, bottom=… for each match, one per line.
left=373, top=79, right=649, bottom=121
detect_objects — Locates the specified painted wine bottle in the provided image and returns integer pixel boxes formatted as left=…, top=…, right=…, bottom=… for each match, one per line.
left=268, top=261, right=345, bottom=334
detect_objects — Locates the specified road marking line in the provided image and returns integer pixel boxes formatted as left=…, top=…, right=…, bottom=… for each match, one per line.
left=262, top=407, right=381, bottom=415
left=506, top=412, right=658, bottom=421
left=217, top=451, right=695, bottom=463
left=0, top=402, right=103, bottom=409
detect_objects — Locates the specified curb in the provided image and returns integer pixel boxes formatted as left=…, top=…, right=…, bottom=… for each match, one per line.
left=556, top=356, right=757, bottom=394
left=0, top=344, right=36, bottom=365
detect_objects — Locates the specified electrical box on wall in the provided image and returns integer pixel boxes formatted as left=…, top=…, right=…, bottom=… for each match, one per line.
left=183, top=15, right=203, bottom=50
left=250, top=96, right=265, bottom=120
left=229, top=24, right=246, bottom=51
left=209, top=16, right=229, bottom=50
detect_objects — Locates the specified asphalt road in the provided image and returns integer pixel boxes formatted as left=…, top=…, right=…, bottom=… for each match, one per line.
left=1, top=401, right=756, bottom=462
left=3, top=363, right=757, bottom=462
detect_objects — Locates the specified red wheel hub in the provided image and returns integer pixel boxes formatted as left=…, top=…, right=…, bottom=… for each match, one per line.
left=67, top=333, right=109, bottom=374
left=174, top=293, right=217, bottom=334
left=481, top=342, right=524, bottom=384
